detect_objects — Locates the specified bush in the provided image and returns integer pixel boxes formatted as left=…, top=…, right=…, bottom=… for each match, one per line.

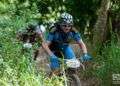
left=94, top=41, right=120, bottom=86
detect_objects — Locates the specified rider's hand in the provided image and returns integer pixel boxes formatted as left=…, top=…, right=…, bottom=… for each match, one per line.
left=50, top=54, right=60, bottom=69
left=80, top=53, right=92, bottom=62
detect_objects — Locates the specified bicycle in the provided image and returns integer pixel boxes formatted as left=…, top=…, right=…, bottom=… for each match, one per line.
left=35, top=47, right=85, bottom=86
left=59, top=59, right=83, bottom=86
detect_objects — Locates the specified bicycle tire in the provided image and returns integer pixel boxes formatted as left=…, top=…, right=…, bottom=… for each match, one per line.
left=67, top=74, right=81, bottom=86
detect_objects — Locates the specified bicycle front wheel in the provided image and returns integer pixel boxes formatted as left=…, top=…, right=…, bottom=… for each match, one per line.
left=67, top=74, right=81, bottom=86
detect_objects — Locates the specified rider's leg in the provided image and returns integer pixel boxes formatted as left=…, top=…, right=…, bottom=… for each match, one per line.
left=49, top=52, right=60, bottom=76
left=49, top=53, right=60, bottom=69
left=62, top=45, right=76, bottom=59
left=49, top=45, right=60, bottom=69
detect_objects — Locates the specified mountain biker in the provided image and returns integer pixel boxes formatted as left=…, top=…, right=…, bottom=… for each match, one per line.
left=42, top=12, right=92, bottom=70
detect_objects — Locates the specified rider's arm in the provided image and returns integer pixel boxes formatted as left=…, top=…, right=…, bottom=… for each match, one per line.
left=42, top=41, right=53, bottom=56
left=73, top=32, right=87, bottom=54
left=35, top=25, right=53, bottom=56
left=42, top=32, right=59, bottom=69
left=76, top=39, right=87, bottom=54
left=41, top=33, right=54, bottom=56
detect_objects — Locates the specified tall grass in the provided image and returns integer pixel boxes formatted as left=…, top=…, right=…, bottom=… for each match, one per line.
left=0, top=1, right=65, bottom=84
left=94, top=40, right=120, bottom=86
left=0, top=19, right=64, bottom=86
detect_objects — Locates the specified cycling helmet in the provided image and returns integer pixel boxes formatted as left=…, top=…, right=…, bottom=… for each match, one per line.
left=59, top=12, right=73, bottom=25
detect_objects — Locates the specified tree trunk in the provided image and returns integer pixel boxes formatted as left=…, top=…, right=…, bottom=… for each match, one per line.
left=93, top=0, right=111, bottom=54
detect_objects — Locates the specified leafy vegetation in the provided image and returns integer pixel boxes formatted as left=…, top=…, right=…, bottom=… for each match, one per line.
left=0, top=28, right=65, bottom=86
left=0, top=0, right=120, bottom=86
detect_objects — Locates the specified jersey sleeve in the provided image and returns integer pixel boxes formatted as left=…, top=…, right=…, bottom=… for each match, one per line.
left=46, top=32, right=54, bottom=42
left=73, top=32, right=81, bottom=42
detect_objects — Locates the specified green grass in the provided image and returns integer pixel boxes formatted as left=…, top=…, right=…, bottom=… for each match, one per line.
left=0, top=25, right=65, bottom=86
left=93, top=41, right=120, bottom=86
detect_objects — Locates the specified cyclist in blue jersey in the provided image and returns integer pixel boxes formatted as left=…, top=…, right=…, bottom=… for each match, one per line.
left=42, top=12, right=92, bottom=70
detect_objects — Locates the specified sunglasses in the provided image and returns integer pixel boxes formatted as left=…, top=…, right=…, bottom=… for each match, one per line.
left=61, top=24, right=72, bottom=28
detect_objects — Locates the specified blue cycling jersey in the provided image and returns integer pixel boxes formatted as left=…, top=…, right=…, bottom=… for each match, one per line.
left=47, top=31, right=81, bottom=44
